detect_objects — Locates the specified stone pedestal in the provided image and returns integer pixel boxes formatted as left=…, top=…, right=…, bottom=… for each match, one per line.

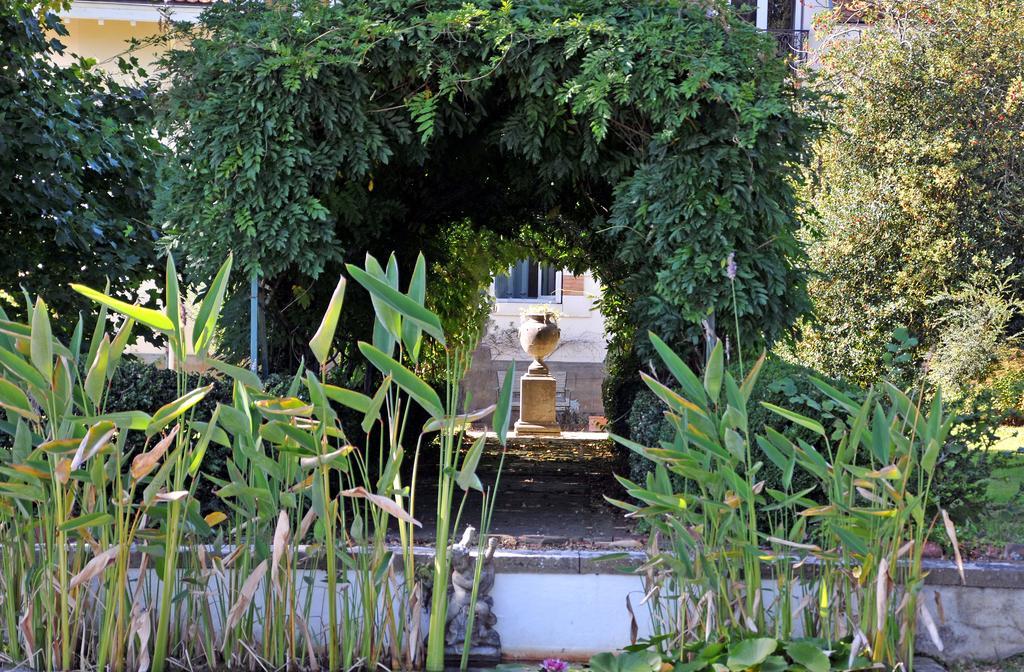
left=514, top=372, right=561, bottom=436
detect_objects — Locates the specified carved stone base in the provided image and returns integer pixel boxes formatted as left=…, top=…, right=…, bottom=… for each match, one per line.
left=515, top=373, right=561, bottom=437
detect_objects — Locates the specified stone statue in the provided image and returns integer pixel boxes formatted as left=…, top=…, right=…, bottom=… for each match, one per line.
left=444, top=526, right=501, bottom=663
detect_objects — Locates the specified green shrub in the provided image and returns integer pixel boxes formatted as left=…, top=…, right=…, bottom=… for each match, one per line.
left=796, top=0, right=1024, bottom=385
left=157, top=0, right=817, bottom=376
left=603, top=340, right=644, bottom=439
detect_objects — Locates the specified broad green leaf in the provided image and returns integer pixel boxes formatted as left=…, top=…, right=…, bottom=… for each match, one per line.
left=165, top=254, right=183, bottom=348
left=262, top=420, right=318, bottom=455
left=870, top=403, right=891, bottom=464
left=60, top=512, right=114, bottom=533
left=361, top=374, right=391, bottom=433
left=84, top=335, right=110, bottom=406
left=0, top=378, right=36, bottom=420
left=641, top=372, right=706, bottom=418
left=0, top=306, right=15, bottom=352
left=703, top=340, right=724, bottom=403
left=323, top=384, right=373, bottom=414
left=922, top=438, right=940, bottom=475
left=648, top=331, right=706, bottom=405
left=726, top=638, right=777, bottom=670
left=759, top=656, right=789, bottom=672
left=147, top=385, right=213, bottom=436
left=784, top=641, right=829, bottom=672
left=347, top=264, right=445, bottom=345
left=188, top=406, right=221, bottom=476
left=52, top=356, right=73, bottom=418
left=723, top=428, right=745, bottom=460
left=0, top=481, right=45, bottom=502
left=309, top=274, right=346, bottom=367
left=366, top=254, right=401, bottom=351
left=71, top=284, right=173, bottom=333
left=109, top=317, right=134, bottom=368
left=795, top=437, right=831, bottom=478
left=304, top=370, right=333, bottom=425
left=0, top=319, right=31, bottom=346
left=69, top=314, right=84, bottom=364
left=358, top=342, right=443, bottom=418
left=85, top=281, right=110, bottom=371
left=206, top=357, right=262, bottom=390
left=79, top=411, right=151, bottom=431
left=401, top=253, right=427, bottom=363
left=755, top=435, right=791, bottom=474
left=810, top=376, right=861, bottom=415
left=192, top=254, right=233, bottom=358
left=760, top=402, right=826, bottom=437
left=30, top=297, right=52, bottom=379
left=494, top=361, right=516, bottom=445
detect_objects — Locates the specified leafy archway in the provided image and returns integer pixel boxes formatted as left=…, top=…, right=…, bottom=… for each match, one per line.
left=154, top=0, right=817, bottom=383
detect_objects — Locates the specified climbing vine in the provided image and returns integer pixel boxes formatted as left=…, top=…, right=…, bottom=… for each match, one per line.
left=153, top=0, right=818, bottom=370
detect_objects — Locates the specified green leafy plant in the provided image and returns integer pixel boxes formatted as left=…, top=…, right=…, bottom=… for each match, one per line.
left=604, top=636, right=875, bottom=672
left=609, top=331, right=962, bottom=669
left=0, top=250, right=511, bottom=672
left=0, top=4, right=161, bottom=326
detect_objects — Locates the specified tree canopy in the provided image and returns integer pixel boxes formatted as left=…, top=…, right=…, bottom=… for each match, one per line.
left=796, top=0, right=1024, bottom=385
left=0, top=4, right=161, bottom=323
left=154, top=0, right=816, bottom=371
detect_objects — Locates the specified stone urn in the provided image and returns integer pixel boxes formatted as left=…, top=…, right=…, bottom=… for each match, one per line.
left=519, top=312, right=560, bottom=375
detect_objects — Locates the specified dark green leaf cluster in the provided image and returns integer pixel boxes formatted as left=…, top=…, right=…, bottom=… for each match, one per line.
left=0, top=5, right=161, bottom=324
left=595, top=635, right=876, bottom=672
left=154, top=0, right=817, bottom=369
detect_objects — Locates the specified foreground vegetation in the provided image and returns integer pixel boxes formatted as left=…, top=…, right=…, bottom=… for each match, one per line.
left=0, top=254, right=513, bottom=672
left=607, top=332, right=961, bottom=671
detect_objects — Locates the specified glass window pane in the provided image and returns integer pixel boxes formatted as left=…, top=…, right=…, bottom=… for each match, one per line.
left=541, top=264, right=557, bottom=296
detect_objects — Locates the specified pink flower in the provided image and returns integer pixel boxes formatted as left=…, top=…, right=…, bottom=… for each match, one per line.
left=541, top=659, right=570, bottom=672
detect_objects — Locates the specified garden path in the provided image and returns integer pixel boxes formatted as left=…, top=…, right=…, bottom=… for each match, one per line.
left=407, top=433, right=637, bottom=547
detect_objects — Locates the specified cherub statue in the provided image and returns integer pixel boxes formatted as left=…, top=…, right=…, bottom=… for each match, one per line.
left=444, top=527, right=501, bottom=662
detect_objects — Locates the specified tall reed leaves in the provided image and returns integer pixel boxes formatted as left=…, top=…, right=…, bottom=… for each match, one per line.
left=0, top=251, right=504, bottom=672
left=612, top=332, right=959, bottom=669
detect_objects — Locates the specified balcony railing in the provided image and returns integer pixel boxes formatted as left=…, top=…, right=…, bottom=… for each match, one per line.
left=768, top=28, right=810, bottom=64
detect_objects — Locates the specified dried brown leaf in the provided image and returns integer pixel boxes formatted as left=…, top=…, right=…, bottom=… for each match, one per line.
left=941, top=509, right=965, bottom=585
left=131, top=424, right=179, bottom=481
left=270, top=510, right=290, bottom=594
left=223, top=559, right=268, bottom=638
left=69, top=545, right=120, bottom=589
left=341, top=486, right=421, bottom=527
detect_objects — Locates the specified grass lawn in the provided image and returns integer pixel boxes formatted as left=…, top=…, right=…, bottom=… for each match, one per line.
left=988, top=427, right=1024, bottom=503
left=958, top=427, right=1024, bottom=553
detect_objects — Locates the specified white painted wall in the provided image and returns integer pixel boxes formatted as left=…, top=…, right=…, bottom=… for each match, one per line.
left=493, top=573, right=650, bottom=661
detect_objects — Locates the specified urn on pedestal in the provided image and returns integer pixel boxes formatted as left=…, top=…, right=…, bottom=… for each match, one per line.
left=514, top=310, right=562, bottom=436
